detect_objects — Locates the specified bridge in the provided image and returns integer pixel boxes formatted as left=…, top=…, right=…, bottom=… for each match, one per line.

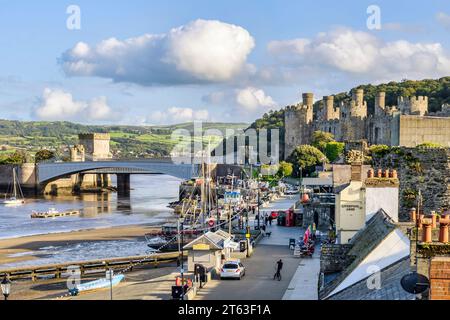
left=36, top=160, right=201, bottom=195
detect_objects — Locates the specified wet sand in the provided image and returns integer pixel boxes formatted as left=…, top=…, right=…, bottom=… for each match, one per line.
left=0, top=224, right=160, bottom=266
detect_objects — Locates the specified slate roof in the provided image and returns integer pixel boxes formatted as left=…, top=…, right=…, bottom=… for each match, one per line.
left=183, top=231, right=229, bottom=250
left=320, top=209, right=398, bottom=299
left=328, top=257, right=415, bottom=300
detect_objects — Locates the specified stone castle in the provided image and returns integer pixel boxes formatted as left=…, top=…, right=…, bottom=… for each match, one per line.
left=284, top=89, right=450, bottom=158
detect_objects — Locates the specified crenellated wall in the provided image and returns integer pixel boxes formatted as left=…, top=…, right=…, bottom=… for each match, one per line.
left=284, top=90, right=450, bottom=159
left=371, top=147, right=450, bottom=221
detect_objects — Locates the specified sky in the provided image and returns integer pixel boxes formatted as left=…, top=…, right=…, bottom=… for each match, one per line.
left=0, top=0, right=450, bottom=125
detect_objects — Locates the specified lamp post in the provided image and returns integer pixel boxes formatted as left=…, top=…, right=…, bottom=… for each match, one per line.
left=106, top=269, right=113, bottom=301
left=216, top=185, right=220, bottom=231
left=1, top=276, right=11, bottom=300
left=257, top=174, right=262, bottom=230
left=180, top=220, right=185, bottom=301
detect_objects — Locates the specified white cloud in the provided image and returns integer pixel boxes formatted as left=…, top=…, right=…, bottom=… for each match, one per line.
left=147, top=107, right=209, bottom=124
left=235, top=87, right=276, bottom=111
left=61, top=19, right=255, bottom=86
left=34, top=88, right=119, bottom=122
left=267, top=27, right=450, bottom=83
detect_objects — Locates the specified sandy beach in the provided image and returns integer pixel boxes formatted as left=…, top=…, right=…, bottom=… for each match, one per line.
left=0, top=224, right=160, bottom=266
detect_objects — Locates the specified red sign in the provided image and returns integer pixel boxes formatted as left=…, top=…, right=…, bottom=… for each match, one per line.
left=208, top=220, right=215, bottom=227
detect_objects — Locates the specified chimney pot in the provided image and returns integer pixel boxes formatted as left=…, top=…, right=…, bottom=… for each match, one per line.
left=422, top=218, right=433, bottom=243
left=392, top=170, right=397, bottom=179
left=368, top=169, right=374, bottom=178
left=383, top=169, right=389, bottom=178
left=410, top=208, right=417, bottom=223
left=377, top=169, right=383, bottom=178
left=431, top=213, right=437, bottom=229
left=439, top=218, right=450, bottom=243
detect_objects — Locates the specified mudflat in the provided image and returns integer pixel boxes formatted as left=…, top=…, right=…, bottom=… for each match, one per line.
left=0, top=224, right=160, bottom=265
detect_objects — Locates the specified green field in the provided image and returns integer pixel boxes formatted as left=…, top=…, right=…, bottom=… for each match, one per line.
left=0, top=120, right=248, bottom=159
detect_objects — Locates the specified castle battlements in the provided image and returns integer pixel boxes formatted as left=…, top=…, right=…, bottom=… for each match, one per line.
left=78, top=133, right=111, bottom=141
left=397, top=96, right=428, bottom=116
left=284, top=89, right=450, bottom=158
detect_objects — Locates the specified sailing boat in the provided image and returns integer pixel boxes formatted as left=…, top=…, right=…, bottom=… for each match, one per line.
left=2, top=168, right=25, bottom=205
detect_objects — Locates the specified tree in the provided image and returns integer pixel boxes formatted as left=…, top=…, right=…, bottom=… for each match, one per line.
left=35, top=149, right=55, bottom=163
left=324, top=142, right=345, bottom=163
left=277, top=161, right=293, bottom=178
left=287, top=145, right=328, bottom=177
left=0, top=150, right=29, bottom=164
left=312, top=131, right=335, bottom=152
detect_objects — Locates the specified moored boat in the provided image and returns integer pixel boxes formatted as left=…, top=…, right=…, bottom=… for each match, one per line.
left=69, top=274, right=125, bottom=295
left=2, top=168, right=25, bottom=206
left=31, top=208, right=81, bottom=219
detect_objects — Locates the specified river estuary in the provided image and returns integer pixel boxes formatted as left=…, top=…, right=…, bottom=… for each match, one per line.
left=0, top=175, right=181, bottom=268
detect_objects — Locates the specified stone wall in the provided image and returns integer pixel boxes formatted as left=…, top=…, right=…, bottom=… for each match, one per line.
left=372, top=147, right=450, bottom=221
left=398, top=115, right=450, bottom=147
left=320, top=244, right=353, bottom=273
left=0, top=164, right=37, bottom=194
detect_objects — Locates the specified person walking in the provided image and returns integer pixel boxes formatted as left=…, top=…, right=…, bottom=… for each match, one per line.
left=268, top=215, right=273, bottom=226
left=274, top=259, right=283, bottom=280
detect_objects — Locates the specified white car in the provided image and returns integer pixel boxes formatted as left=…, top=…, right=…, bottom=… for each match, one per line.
left=220, top=260, right=246, bottom=280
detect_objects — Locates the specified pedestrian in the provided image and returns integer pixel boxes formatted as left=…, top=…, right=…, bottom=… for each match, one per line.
left=269, top=215, right=273, bottom=226
left=264, top=215, right=268, bottom=226
left=273, top=259, right=283, bottom=280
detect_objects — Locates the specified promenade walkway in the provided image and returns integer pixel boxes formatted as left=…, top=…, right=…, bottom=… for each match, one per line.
left=196, top=196, right=305, bottom=300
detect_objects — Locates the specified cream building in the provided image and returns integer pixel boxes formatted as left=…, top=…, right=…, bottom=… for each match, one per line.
left=335, top=165, right=399, bottom=244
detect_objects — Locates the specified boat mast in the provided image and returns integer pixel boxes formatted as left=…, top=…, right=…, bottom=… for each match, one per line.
left=12, top=168, right=17, bottom=198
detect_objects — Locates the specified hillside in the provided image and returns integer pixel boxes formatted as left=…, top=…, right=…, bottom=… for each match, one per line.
left=0, top=120, right=248, bottom=159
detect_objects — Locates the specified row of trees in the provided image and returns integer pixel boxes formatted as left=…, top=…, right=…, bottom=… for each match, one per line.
left=261, top=131, right=345, bottom=179
left=0, top=149, right=55, bottom=165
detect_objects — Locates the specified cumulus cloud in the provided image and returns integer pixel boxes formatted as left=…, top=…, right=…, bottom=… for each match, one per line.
left=202, top=87, right=276, bottom=121
left=147, top=107, right=209, bottom=124
left=34, top=88, right=119, bottom=121
left=60, top=19, right=255, bottom=86
left=267, top=27, right=450, bottom=82
left=235, top=87, right=276, bottom=111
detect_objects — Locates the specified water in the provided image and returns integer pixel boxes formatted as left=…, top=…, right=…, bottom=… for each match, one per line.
left=0, top=175, right=181, bottom=268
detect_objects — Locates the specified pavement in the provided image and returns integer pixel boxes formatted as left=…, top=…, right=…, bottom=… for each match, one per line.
left=66, top=265, right=178, bottom=300
left=282, top=247, right=320, bottom=300
left=195, top=196, right=314, bottom=300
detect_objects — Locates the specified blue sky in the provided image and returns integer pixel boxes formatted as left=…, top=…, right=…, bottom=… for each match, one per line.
left=0, top=0, right=449, bottom=124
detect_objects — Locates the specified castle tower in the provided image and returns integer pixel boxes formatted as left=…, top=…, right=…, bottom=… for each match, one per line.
left=374, top=92, right=386, bottom=117
left=323, top=95, right=339, bottom=121
left=284, top=93, right=315, bottom=158
left=78, top=133, right=112, bottom=161
left=397, top=96, right=428, bottom=116
left=349, top=88, right=367, bottom=118
left=352, top=89, right=364, bottom=107
left=302, top=93, right=314, bottom=109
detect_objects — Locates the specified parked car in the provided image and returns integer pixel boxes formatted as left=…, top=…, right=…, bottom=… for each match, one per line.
left=220, top=260, right=246, bottom=280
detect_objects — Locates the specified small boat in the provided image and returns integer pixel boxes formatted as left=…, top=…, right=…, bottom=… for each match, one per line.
left=2, top=168, right=25, bottom=205
left=145, top=223, right=201, bottom=252
left=31, top=208, right=81, bottom=219
left=70, top=274, right=125, bottom=294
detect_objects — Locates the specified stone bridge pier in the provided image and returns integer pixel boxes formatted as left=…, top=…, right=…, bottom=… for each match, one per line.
left=116, top=173, right=131, bottom=198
